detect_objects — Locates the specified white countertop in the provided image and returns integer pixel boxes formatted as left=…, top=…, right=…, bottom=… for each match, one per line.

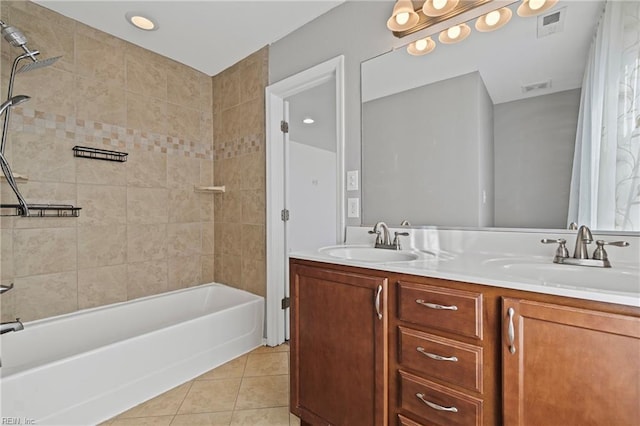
left=289, top=227, right=640, bottom=308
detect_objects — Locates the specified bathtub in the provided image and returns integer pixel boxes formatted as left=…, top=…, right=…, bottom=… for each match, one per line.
left=0, top=283, right=264, bottom=425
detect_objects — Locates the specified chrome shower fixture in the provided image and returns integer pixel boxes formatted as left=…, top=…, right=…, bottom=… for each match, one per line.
left=0, top=95, right=30, bottom=116
left=18, top=55, right=62, bottom=73
left=0, top=20, right=38, bottom=61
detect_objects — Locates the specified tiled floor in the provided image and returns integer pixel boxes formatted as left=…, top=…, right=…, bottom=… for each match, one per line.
left=102, top=344, right=299, bottom=426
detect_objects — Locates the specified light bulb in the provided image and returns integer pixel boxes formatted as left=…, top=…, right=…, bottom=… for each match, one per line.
left=447, top=25, right=461, bottom=39
left=415, top=39, right=428, bottom=51
left=432, top=0, right=448, bottom=10
left=130, top=15, right=155, bottom=30
left=485, top=10, right=501, bottom=26
left=528, top=0, right=546, bottom=11
left=395, top=12, right=410, bottom=25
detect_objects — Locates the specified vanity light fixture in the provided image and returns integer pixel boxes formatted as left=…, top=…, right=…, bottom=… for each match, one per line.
left=407, top=37, right=436, bottom=56
left=387, top=0, right=420, bottom=32
left=389, top=0, right=558, bottom=57
left=517, top=0, right=558, bottom=17
left=422, top=0, right=460, bottom=17
left=438, top=23, right=471, bottom=44
left=125, top=12, right=158, bottom=31
left=475, top=7, right=512, bottom=32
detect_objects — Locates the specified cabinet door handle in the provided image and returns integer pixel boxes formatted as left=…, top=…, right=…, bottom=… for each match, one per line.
left=375, top=285, right=383, bottom=320
left=507, top=307, right=516, bottom=354
left=416, top=393, right=458, bottom=413
left=416, top=299, right=458, bottom=311
left=416, top=347, right=458, bottom=362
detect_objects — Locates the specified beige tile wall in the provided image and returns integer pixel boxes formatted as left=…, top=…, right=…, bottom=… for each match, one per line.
left=0, top=1, right=216, bottom=322
left=213, top=47, right=268, bottom=297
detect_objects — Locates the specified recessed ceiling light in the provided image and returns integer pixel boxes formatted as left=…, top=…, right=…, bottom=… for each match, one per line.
left=125, top=12, right=158, bottom=31
left=303, top=117, right=315, bottom=124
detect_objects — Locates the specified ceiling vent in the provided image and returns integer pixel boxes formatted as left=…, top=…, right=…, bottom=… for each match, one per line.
left=522, top=79, right=552, bottom=93
left=537, top=7, right=566, bottom=38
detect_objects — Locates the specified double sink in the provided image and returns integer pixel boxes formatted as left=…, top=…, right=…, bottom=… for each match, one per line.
left=317, top=245, right=639, bottom=296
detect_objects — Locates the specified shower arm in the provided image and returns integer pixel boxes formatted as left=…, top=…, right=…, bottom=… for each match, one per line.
left=0, top=51, right=36, bottom=155
left=0, top=52, right=38, bottom=217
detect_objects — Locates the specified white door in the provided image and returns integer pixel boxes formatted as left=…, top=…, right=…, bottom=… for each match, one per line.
left=265, top=56, right=345, bottom=346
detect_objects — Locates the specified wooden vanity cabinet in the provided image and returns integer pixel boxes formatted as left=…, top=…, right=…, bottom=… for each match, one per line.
left=501, top=297, right=640, bottom=426
left=290, top=259, right=640, bottom=426
left=390, top=277, right=499, bottom=426
left=289, top=259, right=389, bottom=426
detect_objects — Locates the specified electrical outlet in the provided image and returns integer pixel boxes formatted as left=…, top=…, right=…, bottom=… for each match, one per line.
left=348, top=198, right=359, bottom=218
left=347, top=170, right=359, bottom=191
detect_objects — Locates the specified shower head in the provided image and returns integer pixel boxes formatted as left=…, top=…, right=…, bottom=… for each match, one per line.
left=0, top=95, right=30, bottom=116
left=17, top=55, right=62, bottom=73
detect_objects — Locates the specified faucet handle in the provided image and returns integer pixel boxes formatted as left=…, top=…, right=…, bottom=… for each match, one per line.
left=541, top=238, right=569, bottom=259
left=368, top=229, right=382, bottom=245
left=393, top=232, right=410, bottom=250
left=0, top=283, right=14, bottom=294
left=592, top=240, right=630, bottom=261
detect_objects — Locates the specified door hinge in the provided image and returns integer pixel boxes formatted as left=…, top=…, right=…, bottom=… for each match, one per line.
left=280, top=120, right=289, bottom=133
left=281, top=209, right=290, bottom=222
left=281, top=297, right=290, bottom=310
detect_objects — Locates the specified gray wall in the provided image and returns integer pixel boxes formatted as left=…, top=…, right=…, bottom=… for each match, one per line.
left=362, top=72, right=494, bottom=227
left=269, top=1, right=395, bottom=226
left=494, top=89, right=580, bottom=228
left=477, top=73, right=495, bottom=227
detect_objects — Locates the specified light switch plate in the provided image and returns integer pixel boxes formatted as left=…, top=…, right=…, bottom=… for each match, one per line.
left=347, top=198, right=359, bottom=218
left=347, top=170, right=359, bottom=191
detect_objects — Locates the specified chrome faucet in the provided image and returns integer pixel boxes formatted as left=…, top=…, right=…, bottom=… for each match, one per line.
left=369, top=222, right=392, bottom=247
left=1, top=318, right=23, bottom=334
left=542, top=225, right=629, bottom=268
left=369, top=222, right=409, bottom=250
left=573, top=225, right=593, bottom=259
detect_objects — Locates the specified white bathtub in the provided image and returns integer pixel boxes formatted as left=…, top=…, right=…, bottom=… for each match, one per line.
left=0, top=283, right=264, bottom=425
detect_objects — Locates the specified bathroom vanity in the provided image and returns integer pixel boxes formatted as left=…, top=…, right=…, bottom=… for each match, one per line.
left=289, top=227, right=640, bottom=426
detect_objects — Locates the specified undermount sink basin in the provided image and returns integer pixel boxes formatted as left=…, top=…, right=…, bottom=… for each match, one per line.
left=491, top=260, right=640, bottom=294
left=318, top=245, right=421, bottom=263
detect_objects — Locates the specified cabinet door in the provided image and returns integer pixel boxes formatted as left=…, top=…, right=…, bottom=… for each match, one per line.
left=502, top=298, right=640, bottom=426
left=290, top=263, right=388, bottom=426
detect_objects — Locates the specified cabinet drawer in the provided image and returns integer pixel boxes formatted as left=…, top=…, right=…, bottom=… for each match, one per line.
left=398, top=281, right=483, bottom=339
left=399, top=327, right=483, bottom=393
left=400, top=371, right=483, bottom=426
left=397, top=414, right=423, bottom=426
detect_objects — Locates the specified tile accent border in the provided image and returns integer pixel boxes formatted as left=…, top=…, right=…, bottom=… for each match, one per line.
left=9, top=107, right=214, bottom=160
left=214, top=133, right=264, bottom=161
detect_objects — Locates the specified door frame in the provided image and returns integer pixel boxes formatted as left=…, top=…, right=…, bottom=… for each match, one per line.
left=265, top=55, right=345, bottom=346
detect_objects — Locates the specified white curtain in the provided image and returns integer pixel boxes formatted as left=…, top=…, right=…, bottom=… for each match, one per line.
left=568, top=0, right=640, bottom=231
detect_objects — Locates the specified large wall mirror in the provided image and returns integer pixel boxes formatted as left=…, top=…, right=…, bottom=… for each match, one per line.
left=361, top=0, right=636, bottom=232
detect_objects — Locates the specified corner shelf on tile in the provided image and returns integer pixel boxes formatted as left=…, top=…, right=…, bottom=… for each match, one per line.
left=73, top=146, right=128, bottom=162
left=194, top=185, right=226, bottom=193
left=0, top=172, right=28, bottom=183
left=0, top=204, right=82, bottom=217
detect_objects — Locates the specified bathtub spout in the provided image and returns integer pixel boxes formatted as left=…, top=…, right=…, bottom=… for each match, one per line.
left=1, top=318, right=23, bottom=334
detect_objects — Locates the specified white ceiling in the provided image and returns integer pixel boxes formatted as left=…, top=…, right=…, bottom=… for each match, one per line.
left=33, top=0, right=344, bottom=76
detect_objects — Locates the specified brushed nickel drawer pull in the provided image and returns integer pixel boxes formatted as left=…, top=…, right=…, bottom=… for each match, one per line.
left=507, top=307, right=516, bottom=354
left=415, top=299, right=458, bottom=311
left=416, top=393, right=459, bottom=413
left=416, top=346, right=458, bottom=362
left=375, top=285, right=383, bottom=320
